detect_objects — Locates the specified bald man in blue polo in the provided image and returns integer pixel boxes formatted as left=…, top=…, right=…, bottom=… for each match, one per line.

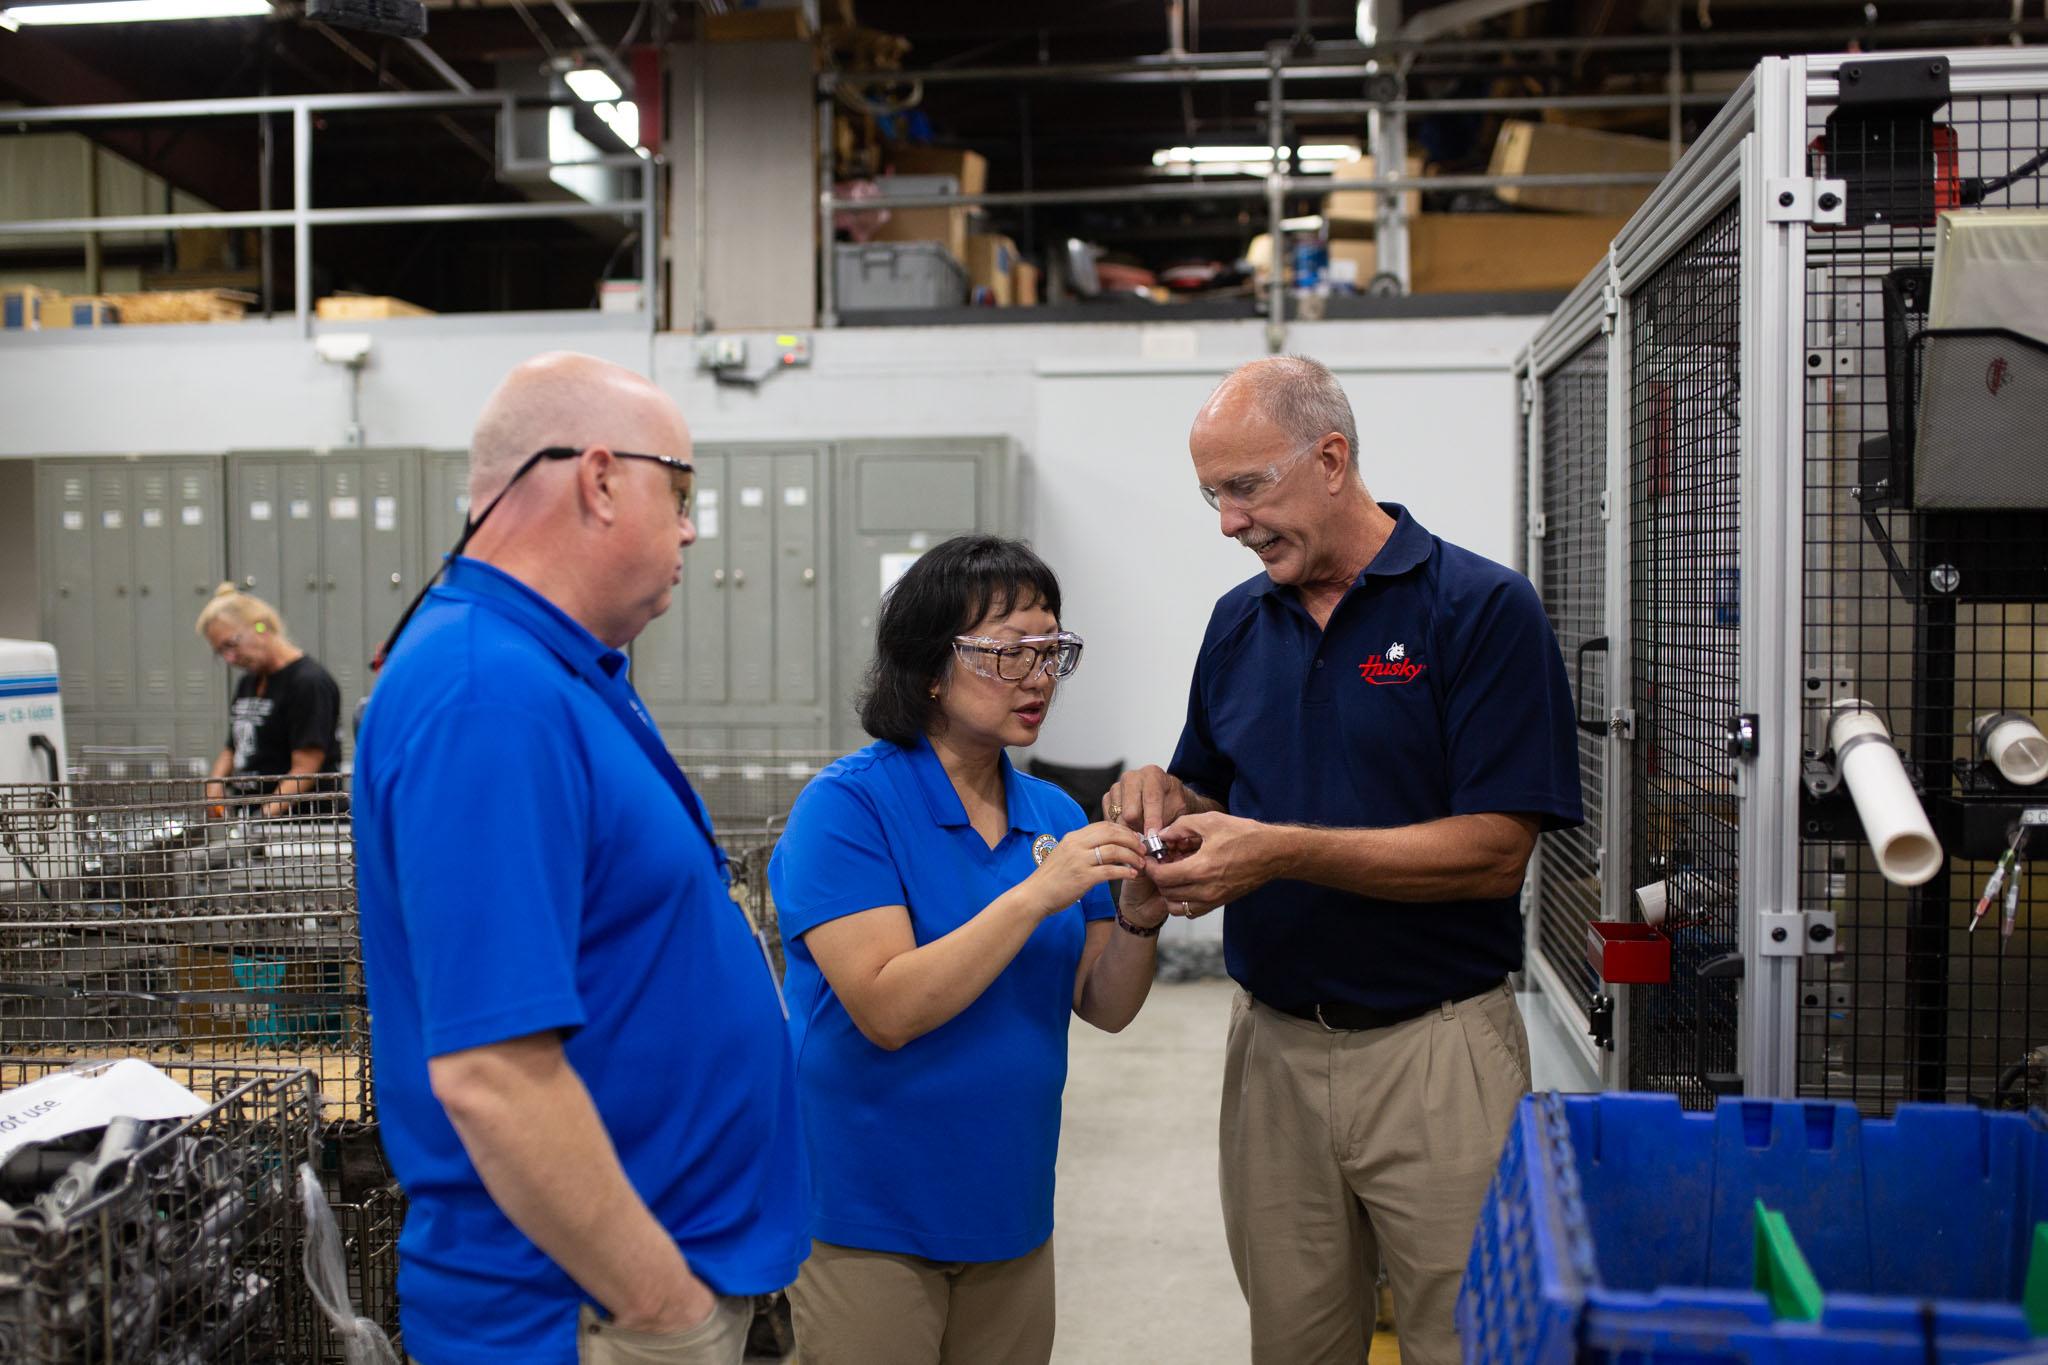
left=1108, top=355, right=1583, bottom=1365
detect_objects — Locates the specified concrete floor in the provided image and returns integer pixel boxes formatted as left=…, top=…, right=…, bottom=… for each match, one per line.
left=1051, top=979, right=1592, bottom=1363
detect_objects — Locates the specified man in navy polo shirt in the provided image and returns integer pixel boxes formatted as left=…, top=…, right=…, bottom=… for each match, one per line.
left=1109, top=355, right=1581, bottom=1365
left=354, top=353, right=807, bottom=1364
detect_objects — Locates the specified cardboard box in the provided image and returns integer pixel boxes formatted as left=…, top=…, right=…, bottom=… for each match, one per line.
left=315, top=294, right=435, bottom=320
left=1246, top=234, right=1377, bottom=289
left=107, top=288, right=251, bottom=324
left=1411, top=212, right=1627, bottom=294
left=966, top=233, right=1018, bottom=306
left=1490, top=119, right=1673, bottom=217
left=1, top=285, right=58, bottom=329
left=1014, top=260, right=1041, bottom=307
left=1324, top=153, right=1424, bottom=238
left=872, top=207, right=972, bottom=270
left=173, top=943, right=358, bottom=1044
left=885, top=145, right=986, bottom=196
left=43, top=296, right=120, bottom=328
left=704, top=0, right=816, bottom=41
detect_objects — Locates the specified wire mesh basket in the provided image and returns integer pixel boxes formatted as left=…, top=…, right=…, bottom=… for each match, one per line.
left=0, top=776, right=371, bottom=1127
left=0, top=1058, right=318, bottom=1364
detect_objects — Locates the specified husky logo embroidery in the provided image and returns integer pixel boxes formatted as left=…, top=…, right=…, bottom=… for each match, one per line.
left=1359, top=641, right=1425, bottom=686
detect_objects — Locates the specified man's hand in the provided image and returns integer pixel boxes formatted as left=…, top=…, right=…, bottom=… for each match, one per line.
left=610, top=1276, right=717, bottom=1335
left=1103, top=765, right=1214, bottom=836
left=1148, top=811, right=1285, bottom=914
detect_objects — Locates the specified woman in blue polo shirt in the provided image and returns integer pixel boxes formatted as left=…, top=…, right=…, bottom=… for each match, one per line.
left=769, top=535, right=1165, bottom=1365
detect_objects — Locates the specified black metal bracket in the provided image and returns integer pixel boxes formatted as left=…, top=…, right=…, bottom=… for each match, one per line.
left=1588, top=993, right=1615, bottom=1052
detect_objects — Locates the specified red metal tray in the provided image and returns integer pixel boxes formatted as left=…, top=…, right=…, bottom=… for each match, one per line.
left=1585, top=921, right=1672, bottom=986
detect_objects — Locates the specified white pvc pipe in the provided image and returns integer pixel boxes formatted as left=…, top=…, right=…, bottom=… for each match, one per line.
left=1977, top=711, right=2048, bottom=787
left=1829, top=700, right=1944, bottom=887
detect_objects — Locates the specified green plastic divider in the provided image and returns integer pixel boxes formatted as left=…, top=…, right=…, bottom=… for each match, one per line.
left=2024, top=1222, right=2048, bottom=1336
left=1753, top=1199, right=1824, bottom=1323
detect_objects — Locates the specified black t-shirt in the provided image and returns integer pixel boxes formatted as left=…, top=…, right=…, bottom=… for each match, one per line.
left=227, top=655, right=343, bottom=783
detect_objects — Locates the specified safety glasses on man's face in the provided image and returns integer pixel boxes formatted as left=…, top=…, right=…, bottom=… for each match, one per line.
left=951, top=632, right=1085, bottom=683
left=1198, top=439, right=1323, bottom=512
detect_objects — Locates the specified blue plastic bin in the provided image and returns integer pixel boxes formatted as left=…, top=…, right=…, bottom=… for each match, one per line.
left=1459, top=1092, right=2048, bottom=1364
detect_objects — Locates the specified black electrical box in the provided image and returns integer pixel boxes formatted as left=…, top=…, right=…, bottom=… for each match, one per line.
left=306, top=0, right=427, bottom=39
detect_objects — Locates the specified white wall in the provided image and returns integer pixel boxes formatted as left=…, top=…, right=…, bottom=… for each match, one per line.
left=0, top=310, right=1540, bottom=769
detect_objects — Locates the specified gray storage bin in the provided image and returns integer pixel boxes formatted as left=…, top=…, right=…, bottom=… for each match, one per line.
left=835, top=242, right=967, bottom=310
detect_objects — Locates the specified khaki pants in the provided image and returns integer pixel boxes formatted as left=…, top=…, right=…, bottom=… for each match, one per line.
left=1219, top=983, right=1530, bottom=1365
left=788, top=1237, right=1055, bottom=1365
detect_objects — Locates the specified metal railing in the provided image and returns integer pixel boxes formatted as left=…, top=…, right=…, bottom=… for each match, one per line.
left=0, top=90, right=658, bottom=335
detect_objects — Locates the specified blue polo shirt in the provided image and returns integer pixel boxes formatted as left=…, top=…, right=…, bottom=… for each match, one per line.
left=1170, top=504, right=1583, bottom=1013
left=768, top=737, right=1115, bottom=1262
left=354, top=557, right=808, bottom=1365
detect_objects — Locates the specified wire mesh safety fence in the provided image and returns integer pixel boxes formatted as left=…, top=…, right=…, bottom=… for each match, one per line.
left=1627, top=201, right=1744, bottom=1108
left=1533, top=335, right=1610, bottom=1017
left=0, top=775, right=405, bottom=1359
left=1797, top=83, right=2048, bottom=1113
left=0, top=1059, right=318, bottom=1365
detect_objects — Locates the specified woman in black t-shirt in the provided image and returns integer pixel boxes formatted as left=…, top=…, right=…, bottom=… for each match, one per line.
left=195, top=584, right=344, bottom=818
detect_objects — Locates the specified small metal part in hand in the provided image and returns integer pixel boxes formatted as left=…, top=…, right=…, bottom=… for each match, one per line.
left=1142, top=832, right=1167, bottom=860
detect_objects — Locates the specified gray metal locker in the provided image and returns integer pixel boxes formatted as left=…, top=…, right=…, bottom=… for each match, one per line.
left=36, top=457, right=227, bottom=763
left=420, top=450, right=471, bottom=581
left=830, top=438, right=1021, bottom=750
left=227, top=450, right=422, bottom=736
left=636, top=443, right=831, bottom=750
left=36, top=465, right=97, bottom=713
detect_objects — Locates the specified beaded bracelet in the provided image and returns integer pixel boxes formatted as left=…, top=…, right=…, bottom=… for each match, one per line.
left=1115, top=908, right=1162, bottom=938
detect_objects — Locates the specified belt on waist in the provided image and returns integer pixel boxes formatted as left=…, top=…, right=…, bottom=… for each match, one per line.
left=1261, top=979, right=1505, bottom=1032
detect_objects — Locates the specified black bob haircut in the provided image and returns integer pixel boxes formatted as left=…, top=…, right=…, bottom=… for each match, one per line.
left=858, top=534, right=1063, bottom=747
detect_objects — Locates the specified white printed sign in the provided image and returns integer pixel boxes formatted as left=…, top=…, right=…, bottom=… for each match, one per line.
left=101, top=509, right=123, bottom=530
left=740, top=486, right=765, bottom=508
left=181, top=505, right=204, bottom=527
left=329, top=496, right=360, bottom=522
left=783, top=486, right=809, bottom=507
left=62, top=511, right=84, bottom=532
left=0, top=1060, right=206, bottom=1166
left=141, top=507, right=164, bottom=529
left=880, top=551, right=922, bottom=597
left=373, top=496, right=397, bottom=532
left=697, top=509, right=720, bottom=539
left=289, top=500, right=312, bottom=521
left=249, top=500, right=273, bottom=523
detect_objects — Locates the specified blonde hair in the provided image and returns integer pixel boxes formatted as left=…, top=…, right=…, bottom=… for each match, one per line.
left=194, top=583, right=288, bottom=643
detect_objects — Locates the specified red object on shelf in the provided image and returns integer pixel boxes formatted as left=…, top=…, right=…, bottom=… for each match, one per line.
left=1586, top=921, right=1672, bottom=986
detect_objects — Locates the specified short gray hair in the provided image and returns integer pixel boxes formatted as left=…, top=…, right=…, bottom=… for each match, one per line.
left=1217, top=354, right=1359, bottom=469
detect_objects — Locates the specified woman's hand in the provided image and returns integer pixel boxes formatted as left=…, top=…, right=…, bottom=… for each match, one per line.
left=1022, top=822, right=1145, bottom=916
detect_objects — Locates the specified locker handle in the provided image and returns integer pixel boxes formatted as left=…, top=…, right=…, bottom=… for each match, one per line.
left=244, top=575, right=256, bottom=588
left=115, top=585, right=127, bottom=597
left=802, top=568, right=816, bottom=585
left=326, top=578, right=336, bottom=590
left=713, top=569, right=727, bottom=587
left=137, top=584, right=149, bottom=597
left=306, top=578, right=320, bottom=591
left=1575, top=637, right=1609, bottom=738
left=390, top=573, right=403, bottom=587
left=732, top=570, right=746, bottom=588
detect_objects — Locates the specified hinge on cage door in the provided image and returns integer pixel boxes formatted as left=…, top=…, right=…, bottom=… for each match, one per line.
left=1531, top=512, right=1548, bottom=538
left=1608, top=707, right=1636, bottom=739
left=1599, top=283, right=1618, bottom=334
left=1765, top=176, right=1848, bottom=227
left=1599, top=491, right=1610, bottom=521
left=1520, top=376, right=1535, bottom=413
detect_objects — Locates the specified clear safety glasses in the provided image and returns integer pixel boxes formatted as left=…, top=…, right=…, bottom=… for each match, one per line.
left=951, top=632, right=1084, bottom=683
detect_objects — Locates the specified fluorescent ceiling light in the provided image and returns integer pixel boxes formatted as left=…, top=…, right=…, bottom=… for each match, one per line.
left=2, top=0, right=267, bottom=22
left=564, top=67, right=623, bottom=103
left=1355, top=0, right=1378, bottom=45
left=594, top=99, right=639, bottom=150
left=1152, top=143, right=1360, bottom=168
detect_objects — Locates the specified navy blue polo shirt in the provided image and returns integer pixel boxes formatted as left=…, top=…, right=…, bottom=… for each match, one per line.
left=1170, top=504, right=1583, bottom=1013
left=768, top=737, right=1115, bottom=1262
left=354, top=557, right=808, bottom=1365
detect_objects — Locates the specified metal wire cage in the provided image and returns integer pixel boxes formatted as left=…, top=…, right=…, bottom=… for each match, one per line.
left=673, top=749, right=839, bottom=979
left=1515, top=47, right=2048, bottom=1111
left=0, top=1058, right=318, bottom=1364
left=0, top=777, right=370, bottom=1127
left=1796, top=68, right=2048, bottom=1113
